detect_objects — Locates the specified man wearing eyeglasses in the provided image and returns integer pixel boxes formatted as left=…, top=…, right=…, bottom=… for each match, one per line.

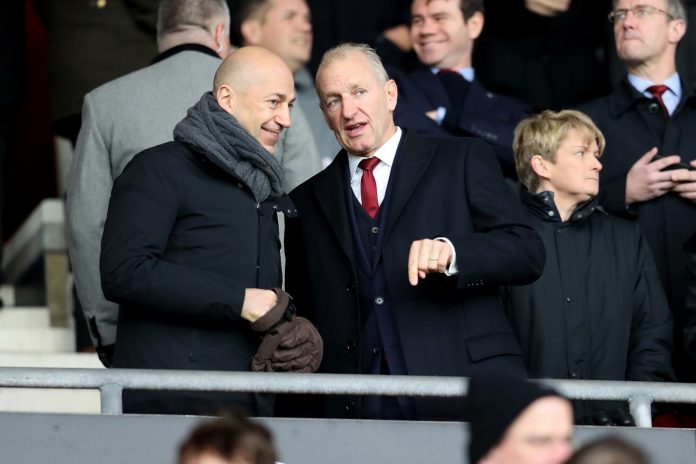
left=580, top=0, right=696, bottom=384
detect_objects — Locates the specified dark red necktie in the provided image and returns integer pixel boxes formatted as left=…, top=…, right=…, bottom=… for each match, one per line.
left=359, top=157, right=381, bottom=218
left=647, top=85, right=670, bottom=118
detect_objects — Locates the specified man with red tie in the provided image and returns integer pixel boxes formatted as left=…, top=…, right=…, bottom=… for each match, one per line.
left=579, top=0, right=696, bottom=384
left=283, top=43, right=545, bottom=420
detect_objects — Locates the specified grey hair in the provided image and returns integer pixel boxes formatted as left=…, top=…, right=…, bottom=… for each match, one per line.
left=157, top=0, right=230, bottom=37
left=317, top=42, right=389, bottom=85
left=666, top=0, right=687, bottom=21
left=612, top=0, right=687, bottom=22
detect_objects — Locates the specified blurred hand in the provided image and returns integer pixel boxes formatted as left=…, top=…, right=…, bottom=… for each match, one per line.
left=625, top=147, right=681, bottom=204
left=383, top=25, right=412, bottom=51
left=525, top=0, right=571, bottom=16
left=670, top=160, right=696, bottom=202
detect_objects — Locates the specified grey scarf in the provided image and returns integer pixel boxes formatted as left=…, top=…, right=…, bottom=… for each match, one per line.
left=173, top=92, right=285, bottom=203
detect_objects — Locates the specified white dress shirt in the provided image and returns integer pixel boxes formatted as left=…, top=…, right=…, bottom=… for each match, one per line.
left=347, top=128, right=402, bottom=204
left=628, top=72, right=681, bottom=116
left=346, top=127, right=458, bottom=274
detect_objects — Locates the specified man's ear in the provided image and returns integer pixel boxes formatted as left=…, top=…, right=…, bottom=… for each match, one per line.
left=240, top=19, right=262, bottom=45
left=386, top=79, right=398, bottom=111
left=465, top=11, right=485, bottom=41
left=530, top=154, right=551, bottom=179
left=668, top=18, right=687, bottom=45
left=216, top=84, right=236, bottom=115
left=212, top=22, right=229, bottom=57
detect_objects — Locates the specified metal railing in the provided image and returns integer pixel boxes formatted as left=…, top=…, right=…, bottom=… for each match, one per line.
left=1, top=367, right=696, bottom=427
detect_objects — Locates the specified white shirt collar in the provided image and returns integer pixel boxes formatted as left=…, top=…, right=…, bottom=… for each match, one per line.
left=347, top=127, right=402, bottom=181
left=628, top=73, right=682, bottom=115
left=627, top=72, right=681, bottom=99
left=430, top=67, right=475, bottom=82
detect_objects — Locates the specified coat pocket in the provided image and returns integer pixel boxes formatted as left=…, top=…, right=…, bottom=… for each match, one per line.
left=466, top=332, right=522, bottom=362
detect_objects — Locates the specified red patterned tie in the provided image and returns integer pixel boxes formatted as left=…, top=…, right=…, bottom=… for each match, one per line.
left=359, top=157, right=381, bottom=218
left=647, top=85, right=670, bottom=118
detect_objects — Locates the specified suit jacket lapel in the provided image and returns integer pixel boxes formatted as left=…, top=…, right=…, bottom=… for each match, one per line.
left=384, top=131, right=436, bottom=238
left=311, top=151, right=357, bottom=264
left=411, top=67, right=449, bottom=108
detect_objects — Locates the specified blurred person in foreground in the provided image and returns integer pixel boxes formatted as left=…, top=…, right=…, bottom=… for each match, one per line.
left=567, top=436, right=649, bottom=464
left=178, top=412, right=278, bottom=464
left=467, top=375, right=573, bottom=464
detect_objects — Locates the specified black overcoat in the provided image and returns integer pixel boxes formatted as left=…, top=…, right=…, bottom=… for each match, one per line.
left=504, top=191, right=675, bottom=385
left=579, top=79, right=696, bottom=380
left=101, top=142, right=283, bottom=415
left=284, top=131, right=545, bottom=418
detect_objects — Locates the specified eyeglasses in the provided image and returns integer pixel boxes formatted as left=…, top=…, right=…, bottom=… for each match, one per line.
left=608, top=5, right=674, bottom=23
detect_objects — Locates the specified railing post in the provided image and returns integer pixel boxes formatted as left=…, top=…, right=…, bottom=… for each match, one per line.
left=100, top=383, right=123, bottom=415
left=628, top=395, right=653, bottom=428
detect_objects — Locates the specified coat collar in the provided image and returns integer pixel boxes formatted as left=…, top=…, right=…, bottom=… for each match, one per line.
left=310, top=151, right=357, bottom=263
left=309, top=129, right=436, bottom=242
left=521, top=189, right=603, bottom=224
left=382, top=130, right=435, bottom=237
left=609, top=76, right=696, bottom=118
left=151, top=43, right=219, bottom=65
left=411, top=66, right=487, bottom=108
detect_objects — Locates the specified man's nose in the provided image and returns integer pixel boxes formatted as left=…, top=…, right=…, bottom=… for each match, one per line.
left=622, top=9, right=638, bottom=27
left=277, top=106, right=292, bottom=128
left=341, top=97, right=357, bottom=119
left=420, top=18, right=436, bottom=34
left=298, top=15, right=312, bottom=32
left=302, top=18, right=312, bottom=32
left=549, top=440, right=573, bottom=464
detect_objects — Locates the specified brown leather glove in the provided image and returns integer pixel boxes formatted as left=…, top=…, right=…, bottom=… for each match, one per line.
left=250, top=289, right=323, bottom=373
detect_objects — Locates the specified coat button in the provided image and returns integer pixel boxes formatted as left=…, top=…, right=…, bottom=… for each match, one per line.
left=345, top=401, right=355, bottom=412
left=565, top=297, right=571, bottom=303
left=375, top=296, right=384, bottom=305
left=570, top=371, right=579, bottom=379
left=346, top=283, right=356, bottom=293
left=371, top=226, right=379, bottom=234
left=346, top=340, right=356, bottom=352
left=372, top=346, right=381, bottom=355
